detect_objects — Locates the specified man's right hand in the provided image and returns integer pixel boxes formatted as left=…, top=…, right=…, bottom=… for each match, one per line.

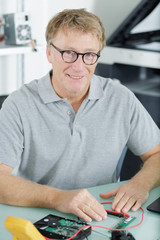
left=0, top=164, right=106, bottom=222
left=53, top=188, right=107, bottom=222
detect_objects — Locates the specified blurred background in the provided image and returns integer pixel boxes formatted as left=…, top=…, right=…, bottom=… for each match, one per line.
left=0, top=0, right=159, bottom=93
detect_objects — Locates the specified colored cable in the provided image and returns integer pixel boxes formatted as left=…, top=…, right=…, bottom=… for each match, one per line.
left=101, top=201, right=130, bottom=217
left=43, top=202, right=144, bottom=240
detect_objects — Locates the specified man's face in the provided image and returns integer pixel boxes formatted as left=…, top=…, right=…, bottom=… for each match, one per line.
left=46, top=29, right=100, bottom=98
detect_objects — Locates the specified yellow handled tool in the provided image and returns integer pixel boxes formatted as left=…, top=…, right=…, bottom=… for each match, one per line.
left=5, top=216, right=45, bottom=240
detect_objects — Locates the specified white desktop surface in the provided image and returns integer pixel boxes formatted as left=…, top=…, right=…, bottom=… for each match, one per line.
left=0, top=181, right=160, bottom=240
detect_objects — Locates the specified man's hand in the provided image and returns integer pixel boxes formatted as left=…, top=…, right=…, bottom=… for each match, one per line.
left=99, top=180, right=149, bottom=213
left=100, top=144, right=160, bottom=213
left=54, top=189, right=107, bottom=222
left=0, top=167, right=107, bottom=223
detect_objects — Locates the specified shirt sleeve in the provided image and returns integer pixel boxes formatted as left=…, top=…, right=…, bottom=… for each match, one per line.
left=127, top=92, right=160, bottom=155
left=0, top=95, right=24, bottom=168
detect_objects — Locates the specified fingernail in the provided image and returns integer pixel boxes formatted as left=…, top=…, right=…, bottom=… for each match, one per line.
left=87, top=218, right=92, bottom=223
left=132, top=207, right=136, bottom=212
left=102, top=214, right=107, bottom=220
left=97, top=216, right=102, bottom=221
left=122, top=208, right=127, bottom=213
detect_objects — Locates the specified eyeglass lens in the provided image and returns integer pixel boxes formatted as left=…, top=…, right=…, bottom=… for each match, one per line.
left=50, top=43, right=99, bottom=65
left=63, top=51, right=98, bottom=65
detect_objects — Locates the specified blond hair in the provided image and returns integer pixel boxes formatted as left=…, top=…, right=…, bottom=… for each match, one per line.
left=45, top=8, right=106, bottom=50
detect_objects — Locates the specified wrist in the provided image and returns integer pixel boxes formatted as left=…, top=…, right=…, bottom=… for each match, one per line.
left=45, top=186, right=63, bottom=209
left=130, top=174, right=152, bottom=193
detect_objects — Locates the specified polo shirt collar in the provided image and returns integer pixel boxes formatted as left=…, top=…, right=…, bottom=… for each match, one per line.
left=38, top=71, right=103, bottom=104
left=38, top=71, right=61, bottom=104
left=87, top=74, right=103, bottom=100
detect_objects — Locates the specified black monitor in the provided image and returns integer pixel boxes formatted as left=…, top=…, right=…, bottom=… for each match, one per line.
left=106, top=0, right=160, bottom=51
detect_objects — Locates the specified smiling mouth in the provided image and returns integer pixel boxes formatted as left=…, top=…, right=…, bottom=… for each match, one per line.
left=67, top=74, right=84, bottom=80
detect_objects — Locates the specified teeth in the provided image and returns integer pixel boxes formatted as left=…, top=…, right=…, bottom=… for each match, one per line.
left=70, top=76, right=82, bottom=79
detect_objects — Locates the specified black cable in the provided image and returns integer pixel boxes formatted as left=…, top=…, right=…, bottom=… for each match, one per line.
left=111, top=231, right=136, bottom=240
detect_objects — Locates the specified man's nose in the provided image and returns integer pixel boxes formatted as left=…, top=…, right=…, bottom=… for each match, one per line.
left=71, top=55, right=85, bottom=71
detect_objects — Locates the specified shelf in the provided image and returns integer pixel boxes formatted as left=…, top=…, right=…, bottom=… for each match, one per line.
left=0, top=43, right=45, bottom=56
left=99, top=46, right=160, bottom=69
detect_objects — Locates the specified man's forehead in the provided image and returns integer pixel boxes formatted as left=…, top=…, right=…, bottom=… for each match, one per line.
left=53, top=28, right=100, bottom=50
left=55, top=27, right=99, bottom=41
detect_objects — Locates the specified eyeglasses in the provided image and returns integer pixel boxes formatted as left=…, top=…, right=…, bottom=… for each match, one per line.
left=50, top=43, right=100, bottom=65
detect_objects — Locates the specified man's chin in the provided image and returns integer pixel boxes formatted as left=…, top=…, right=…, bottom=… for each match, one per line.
left=65, top=83, right=86, bottom=93
left=67, top=88, right=83, bottom=93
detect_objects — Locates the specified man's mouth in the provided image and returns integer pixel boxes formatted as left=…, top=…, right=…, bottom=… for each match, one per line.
left=67, top=74, right=84, bottom=79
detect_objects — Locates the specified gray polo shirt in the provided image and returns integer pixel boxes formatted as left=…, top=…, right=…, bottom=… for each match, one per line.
left=0, top=72, right=160, bottom=189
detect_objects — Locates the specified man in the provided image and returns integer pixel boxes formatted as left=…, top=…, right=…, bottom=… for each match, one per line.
left=0, top=9, right=160, bottom=223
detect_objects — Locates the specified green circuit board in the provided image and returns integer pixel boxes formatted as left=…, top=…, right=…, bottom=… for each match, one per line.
left=111, top=216, right=136, bottom=231
left=34, top=214, right=92, bottom=239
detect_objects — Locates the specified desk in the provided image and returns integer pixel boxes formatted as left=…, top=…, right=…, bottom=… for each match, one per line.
left=0, top=182, right=160, bottom=240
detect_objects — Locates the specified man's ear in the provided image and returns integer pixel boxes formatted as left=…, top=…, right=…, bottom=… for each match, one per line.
left=46, top=44, right=52, bottom=63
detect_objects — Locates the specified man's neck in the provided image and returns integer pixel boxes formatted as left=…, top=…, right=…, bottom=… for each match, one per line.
left=67, top=91, right=88, bottom=113
left=51, top=74, right=89, bottom=113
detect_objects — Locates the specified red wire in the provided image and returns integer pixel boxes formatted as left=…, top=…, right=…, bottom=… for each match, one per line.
left=101, top=201, right=130, bottom=217
left=94, top=201, right=144, bottom=231
left=43, top=202, right=144, bottom=240
left=44, top=225, right=92, bottom=240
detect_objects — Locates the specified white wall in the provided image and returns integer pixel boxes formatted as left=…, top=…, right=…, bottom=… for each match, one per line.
left=0, top=0, right=18, bottom=95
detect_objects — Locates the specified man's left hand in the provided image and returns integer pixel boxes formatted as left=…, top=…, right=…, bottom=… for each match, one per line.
left=99, top=180, right=149, bottom=213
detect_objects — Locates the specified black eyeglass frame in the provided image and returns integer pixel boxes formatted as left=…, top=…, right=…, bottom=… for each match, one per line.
left=50, top=43, right=100, bottom=65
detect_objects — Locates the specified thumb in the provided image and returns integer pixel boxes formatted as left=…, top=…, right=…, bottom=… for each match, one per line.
left=99, top=188, right=118, bottom=199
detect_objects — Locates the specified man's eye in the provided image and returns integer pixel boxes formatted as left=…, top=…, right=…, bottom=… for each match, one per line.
left=85, top=53, right=92, bottom=57
left=65, top=51, right=74, bottom=55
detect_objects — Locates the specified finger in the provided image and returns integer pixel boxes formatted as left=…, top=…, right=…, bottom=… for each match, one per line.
left=96, top=205, right=107, bottom=220
left=74, top=208, right=92, bottom=222
left=121, top=197, right=137, bottom=213
left=74, top=204, right=105, bottom=222
left=89, top=197, right=107, bottom=220
left=99, top=188, right=118, bottom=199
left=132, top=199, right=143, bottom=212
left=82, top=205, right=104, bottom=221
left=132, top=193, right=148, bottom=212
left=111, top=191, right=126, bottom=211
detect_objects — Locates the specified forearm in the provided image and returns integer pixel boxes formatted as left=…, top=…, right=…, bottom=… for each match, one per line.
left=0, top=171, right=107, bottom=222
left=131, top=152, right=160, bottom=191
left=0, top=171, right=60, bottom=208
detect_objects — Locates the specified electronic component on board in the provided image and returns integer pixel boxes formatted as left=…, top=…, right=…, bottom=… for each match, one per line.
left=111, top=216, right=136, bottom=231
left=34, top=214, right=92, bottom=240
